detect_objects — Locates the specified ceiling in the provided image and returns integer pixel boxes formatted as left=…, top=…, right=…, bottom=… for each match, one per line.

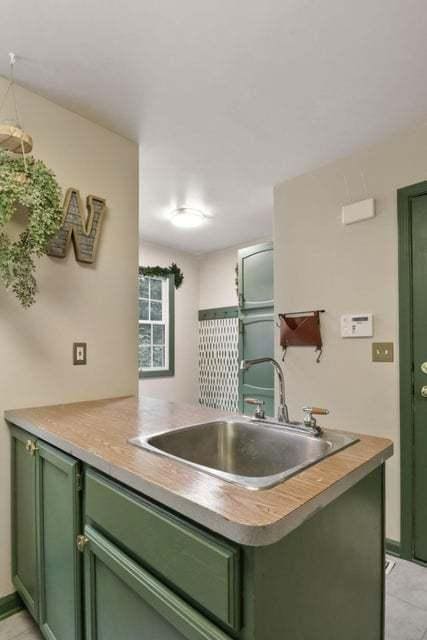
left=2, top=0, right=427, bottom=253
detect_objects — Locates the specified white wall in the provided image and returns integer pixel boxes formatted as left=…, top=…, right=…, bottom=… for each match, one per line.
left=0, top=79, right=138, bottom=597
left=199, top=245, right=239, bottom=309
left=198, top=240, right=270, bottom=310
left=139, top=241, right=200, bottom=404
left=274, top=121, right=427, bottom=544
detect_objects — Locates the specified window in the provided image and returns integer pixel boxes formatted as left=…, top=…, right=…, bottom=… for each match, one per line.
left=138, top=273, right=175, bottom=378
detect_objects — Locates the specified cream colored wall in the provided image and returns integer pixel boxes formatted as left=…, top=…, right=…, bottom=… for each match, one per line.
left=274, top=121, right=427, bottom=543
left=0, top=78, right=138, bottom=597
left=198, top=245, right=239, bottom=309
left=139, top=241, right=200, bottom=404
left=198, top=240, right=270, bottom=310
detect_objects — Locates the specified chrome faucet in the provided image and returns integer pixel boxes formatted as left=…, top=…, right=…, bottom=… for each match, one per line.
left=240, top=357, right=290, bottom=423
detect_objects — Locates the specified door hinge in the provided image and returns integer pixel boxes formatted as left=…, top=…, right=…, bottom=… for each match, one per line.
left=76, top=472, right=83, bottom=492
left=239, top=320, right=244, bottom=335
left=25, top=439, right=38, bottom=456
left=76, top=534, right=89, bottom=553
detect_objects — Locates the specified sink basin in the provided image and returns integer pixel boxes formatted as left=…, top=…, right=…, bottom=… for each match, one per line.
left=129, top=419, right=358, bottom=490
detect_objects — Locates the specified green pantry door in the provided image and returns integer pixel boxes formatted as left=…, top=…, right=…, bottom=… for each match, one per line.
left=410, top=192, right=427, bottom=563
left=238, top=242, right=275, bottom=417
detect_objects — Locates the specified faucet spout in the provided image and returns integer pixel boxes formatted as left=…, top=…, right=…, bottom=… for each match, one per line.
left=240, top=357, right=289, bottom=423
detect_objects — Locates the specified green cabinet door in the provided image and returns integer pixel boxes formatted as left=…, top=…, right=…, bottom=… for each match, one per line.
left=37, top=441, right=82, bottom=640
left=11, top=427, right=38, bottom=621
left=239, top=313, right=275, bottom=417
left=11, top=426, right=82, bottom=639
left=84, top=525, right=231, bottom=640
left=238, top=242, right=274, bottom=311
left=238, top=242, right=275, bottom=417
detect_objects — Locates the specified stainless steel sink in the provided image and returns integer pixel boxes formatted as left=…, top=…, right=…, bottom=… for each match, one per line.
left=129, top=419, right=358, bottom=490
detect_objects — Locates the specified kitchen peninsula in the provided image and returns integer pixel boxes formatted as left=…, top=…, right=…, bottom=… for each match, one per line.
left=6, top=396, right=392, bottom=640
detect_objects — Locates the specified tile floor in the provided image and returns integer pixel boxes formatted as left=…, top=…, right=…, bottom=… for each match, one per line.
left=0, top=610, right=41, bottom=639
left=0, top=556, right=426, bottom=639
left=386, top=556, right=427, bottom=640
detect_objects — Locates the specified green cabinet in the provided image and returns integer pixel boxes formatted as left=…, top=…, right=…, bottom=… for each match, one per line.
left=37, top=441, right=82, bottom=640
left=83, top=525, right=231, bottom=640
left=238, top=242, right=275, bottom=417
left=11, top=427, right=82, bottom=639
left=11, top=428, right=38, bottom=620
left=84, top=470, right=240, bottom=631
left=10, top=425, right=386, bottom=640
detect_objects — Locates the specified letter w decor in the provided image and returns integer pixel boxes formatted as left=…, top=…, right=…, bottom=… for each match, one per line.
left=47, top=188, right=106, bottom=264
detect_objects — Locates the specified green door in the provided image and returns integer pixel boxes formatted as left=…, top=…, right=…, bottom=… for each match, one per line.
left=238, top=242, right=274, bottom=311
left=37, top=442, right=82, bottom=640
left=411, top=193, right=427, bottom=563
left=11, top=427, right=38, bottom=620
left=84, top=525, right=231, bottom=640
left=238, top=242, right=275, bottom=417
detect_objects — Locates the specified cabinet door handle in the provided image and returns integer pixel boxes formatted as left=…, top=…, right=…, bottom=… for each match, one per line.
left=25, top=440, right=38, bottom=456
left=421, top=386, right=427, bottom=398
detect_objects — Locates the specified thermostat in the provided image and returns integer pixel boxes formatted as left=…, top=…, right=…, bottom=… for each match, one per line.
left=341, top=314, right=373, bottom=338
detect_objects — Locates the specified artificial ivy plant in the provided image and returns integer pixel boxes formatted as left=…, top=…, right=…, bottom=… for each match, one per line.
left=0, top=150, right=63, bottom=307
left=139, top=263, right=184, bottom=289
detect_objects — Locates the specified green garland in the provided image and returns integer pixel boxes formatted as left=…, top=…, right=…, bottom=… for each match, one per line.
left=139, top=263, right=184, bottom=289
left=0, top=150, right=63, bottom=307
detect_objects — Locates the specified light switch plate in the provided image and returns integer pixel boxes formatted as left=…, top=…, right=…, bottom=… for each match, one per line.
left=73, top=342, right=87, bottom=365
left=372, top=342, right=393, bottom=363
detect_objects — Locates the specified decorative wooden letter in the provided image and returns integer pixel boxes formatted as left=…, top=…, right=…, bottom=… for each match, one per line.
left=47, top=188, right=106, bottom=264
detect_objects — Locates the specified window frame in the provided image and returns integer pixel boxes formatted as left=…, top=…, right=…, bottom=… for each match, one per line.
left=138, top=272, right=175, bottom=379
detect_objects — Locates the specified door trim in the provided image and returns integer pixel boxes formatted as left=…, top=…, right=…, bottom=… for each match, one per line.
left=397, top=180, right=427, bottom=560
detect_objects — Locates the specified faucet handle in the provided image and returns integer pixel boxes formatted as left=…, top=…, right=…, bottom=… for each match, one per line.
left=302, top=406, right=329, bottom=432
left=245, top=398, right=266, bottom=420
left=304, top=406, right=329, bottom=416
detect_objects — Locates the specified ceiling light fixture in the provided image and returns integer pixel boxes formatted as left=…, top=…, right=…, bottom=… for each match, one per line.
left=170, top=207, right=207, bottom=229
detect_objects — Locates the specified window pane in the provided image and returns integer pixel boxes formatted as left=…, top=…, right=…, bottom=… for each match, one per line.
left=139, top=300, right=149, bottom=321
left=152, top=325, right=165, bottom=345
left=150, top=279, right=162, bottom=301
left=153, top=346, right=165, bottom=368
left=139, top=323, right=151, bottom=345
left=139, top=276, right=149, bottom=298
left=150, top=301, right=162, bottom=321
left=140, top=346, right=151, bottom=369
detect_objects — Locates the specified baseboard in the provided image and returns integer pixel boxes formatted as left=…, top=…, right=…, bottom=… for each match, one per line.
left=386, top=538, right=401, bottom=557
left=0, top=592, right=23, bottom=622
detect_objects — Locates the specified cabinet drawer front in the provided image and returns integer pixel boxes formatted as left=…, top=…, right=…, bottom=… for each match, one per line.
left=84, top=525, right=232, bottom=640
left=85, top=470, right=240, bottom=631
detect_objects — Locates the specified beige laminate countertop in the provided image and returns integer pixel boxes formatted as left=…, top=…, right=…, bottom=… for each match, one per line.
left=5, top=396, right=393, bottom=546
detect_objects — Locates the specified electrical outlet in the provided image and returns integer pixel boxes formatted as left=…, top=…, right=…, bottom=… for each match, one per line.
left=372, top=342, right=394, bottom=363
left=73, top=342, right=87, bottom=365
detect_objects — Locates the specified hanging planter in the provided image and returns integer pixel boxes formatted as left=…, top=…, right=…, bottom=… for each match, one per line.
left=0, top=150, right=63, bottom=307
left=0, top=54, right=62, bottom=307
left=0, top=54, right=33, bottom=158
left=0, top=122, right=32, bottom=154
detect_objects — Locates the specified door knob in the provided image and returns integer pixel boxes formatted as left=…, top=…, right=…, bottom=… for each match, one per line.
left=421, top=386, right=427, bottom=398
left=421, top=362, right=427, bottom=374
